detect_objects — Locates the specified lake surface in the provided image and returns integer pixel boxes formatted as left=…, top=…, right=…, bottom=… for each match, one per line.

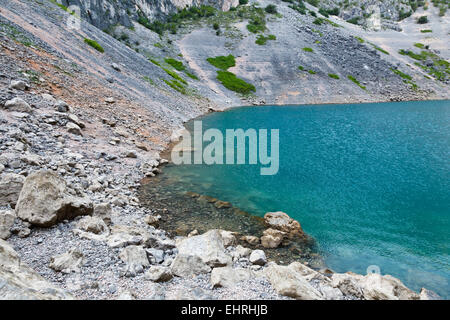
left=163, top=100, right=450, bottom=298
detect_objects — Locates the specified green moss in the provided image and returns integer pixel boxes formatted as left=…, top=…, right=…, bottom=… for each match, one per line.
left=216, top=70, right=255, bottom=94
left=84, top=38, right=104, bottom=53
left=347, top=75, right=366, bottom=90
left=207, top=55, right=236, bottom=70
left=328, top=73, right=340, bottom=79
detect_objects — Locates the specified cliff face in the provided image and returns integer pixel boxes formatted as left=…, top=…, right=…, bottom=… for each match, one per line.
left=60, top=0, right=238, bottom=30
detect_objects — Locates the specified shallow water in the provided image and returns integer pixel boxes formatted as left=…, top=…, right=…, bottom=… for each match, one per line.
left=145, top=100, right=450, bottom=298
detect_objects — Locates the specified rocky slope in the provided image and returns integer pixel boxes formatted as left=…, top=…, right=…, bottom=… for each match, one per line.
left=0, top=0, right=448, bottom=300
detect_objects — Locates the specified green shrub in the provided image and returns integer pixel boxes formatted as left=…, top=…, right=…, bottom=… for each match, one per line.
left=347, top=17, right=360, bottom=25
left=390, top=68, right=412, bottom=80
left=216, top=71, right=255, bottom=94
left=308, top=70, right=316, bottom=74
left=213, top=22, right=220, bottom=30
left=162, top=68, right=187, bottom=85
left=164, top=79, right=187, bottom=94
left=417, top=16, right=428, bottom=24
left=255, top=34, right=276, bottom=45
left=265, top=4, right=278, bottom=14
left=355, top=36, right=365, bottom=43
left=84, top=38, right=104, bottom=53
left=207, top=55, right=236, bottom=70
left=239, top=0, right=248, bottom=5
left=185, top=72, right=199, bottom=80
left=298, top=65, right=305, bottom=71
left=328, top=73, right=340, bottom=79
left=420, top=29, right=432, bottom=33
left=165, top=58, right=186, bottom=71
left=303, top=47, right=314, bottom=53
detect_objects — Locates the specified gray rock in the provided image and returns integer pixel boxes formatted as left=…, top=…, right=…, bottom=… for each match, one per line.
left=146, top=248, right=165, bottom=264
left=93, top=202, right=112, bottom=225
left=420, top=288, right=440, bottom=300
left=0, top=173, right=25, bottom=208
left=4, top=97, right=32, bottom=113
left=49, top=248, right=84, bottom=273
left=119, top=245, right=150, bottom=277
left=9, top=80, right=28, bottom=90
left=145, top=266, right=173, bottom=282
left=210, top=266, right=254, bottom=288
left=66, top=122, right=82, bottom=135
left=249, top=249, right=267, bottom=266
left=0, top=209, right=15, bottom=240
left=15, top=170, right=93, bottom=227
left=0, top=239, right=72, bottom=299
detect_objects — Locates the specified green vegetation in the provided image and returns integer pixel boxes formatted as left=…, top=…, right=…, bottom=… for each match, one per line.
left=346, top=17, right=360, bottom=25
left=162, top=68, right=187, bottom=85
left=246, top=7, right=267, bottom=33
left=255, top=34, right=276, bottom=45
left=308, top=70, right=316, bottom=74
left=164, top=58, right=186, bottom=71
left=417, top=16, right=428, bottom=24
left=328, top=73, right=340, bottom=79
left=142, top=76, right=155, bottom=85
left=391, top=68, right=412, bottom=80
left=414, top=43, right=425, bottom=49
left=298, top=65, right=305, bottom=71
left=216, top=71, right=255, bottom=94
left=265, top=4, right=278, bottom=14
left=84, top=38, right=104, bottom=53
left=369, top=43, right=389, bottom=55
left=355, top=36, right=365, bottom=43
left=185, top=72, right=199, bottom=80
left=347, top=75, right=366, bottom=90
left=207, top=55, right=236, bottom=70
left=420, top=29, right=432, bottom=33
left=149, top=58, right=161, bottom=66
left=302, top=47, right=314, bottom=53
left=164, top=79, right=187, bottom=94
left=49, top=0, right=76, bottom=15
left=0, top=22, right=35, bottom=47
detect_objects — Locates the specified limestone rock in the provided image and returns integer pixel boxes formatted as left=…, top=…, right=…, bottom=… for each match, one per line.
left=145, top=266, right=173, bottom=282
left=0, top=173, right=25, bottom=208
left=263, top=262, right=323, bottom=300
left=264, top=211, right=304, bottom=237
left=260, top=228, right=286, bottom=248
left=420, top=288, right=440, bottom=300
left=249, top=249, right=267, bottom=266
left=15, top=170, right=93, bottom=227
left=49, top=248, right=84, bottom=273
left=119, top=245, right=150, bottom=277
left=210, top=267, right=254, bottom=288
left=9, top=80, right=28, bottom=90
left=218, top=230, right=236, bottom=246
left=144, top=215, right=160, bottom=227
left=73, top=216, right=109, bottom=240
left=0, top=239, right=72, bottom=299
left=359, top=273, right=420, bottom=300
left=171, top=229, right=232, bottom=277
left=0, top=209, right=16, bottom=240
left=4, top=97, right=32, bottom=113
left=93, top=202, right=112, bottom=225
left=240, top=235, right=260, bottom=246
left=66, top=122, right=82, bottom=135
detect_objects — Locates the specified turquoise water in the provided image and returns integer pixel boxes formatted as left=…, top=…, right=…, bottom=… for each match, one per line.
left=165, top=100, right=450, bottom=298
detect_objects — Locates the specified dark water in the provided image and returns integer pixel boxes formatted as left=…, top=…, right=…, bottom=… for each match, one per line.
left=144, top=100, right=450, bottom=298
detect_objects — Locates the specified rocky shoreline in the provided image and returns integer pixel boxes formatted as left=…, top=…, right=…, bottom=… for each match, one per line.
left=0, top=0, right=447, bottom=301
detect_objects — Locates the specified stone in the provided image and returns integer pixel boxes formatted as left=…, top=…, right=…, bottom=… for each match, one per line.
left=240, top=235, right=260, bottom=246
left=218, top=230, right=236, bottom=246
left=9, top=80, right=28, bottom=90
left=111, top=63, right=121, bottom=72
left=358, top=273, right=420, bottom=300
left=119, top=245, right=150, bottom=277
left=214, top=200, right=231, bottom=209
left=171, top=229, right=232, bottom=277
left=263, top=262, right=323, bottom=300
left=146, top=248, right=165, bottom=264
left=41, top=93, right=56, bottom=104
left=93, top=202, right=112, bottom=225
left=260, top=228, right=286, bottom=248
left=144, top=215, right=160, bottom=227
left=145, top=266, right=173, bottom=282
left=0, top=239, right=72, bottom=299
left=264, top=211, right=304, bottom=237
left=126, top=150, right=138, bottom=158
left=105, top=97, right=115, bottom=104
left=67, top=114, right=85, bottom=128
left=210, top=267, right=254, bottom=288
left=0, top=173, right=25, bottom=208
left=73, top=216, right=109, bottom=240
left=49, top=248, right=84, bottom=273
left=249, top=249, right=267, bottom=265
left=235, top=245, right=251, bottom=258
left=66, top=122, right=82, bottom=135
left=4, top=97, right=32, bottom=113
left=420, top=288, right=440, bottom=300
left=55, top=100, right=69, bottom=112
left=0, top=209, right=15, bottom=240
left=15, top=170, right=93, bottom=227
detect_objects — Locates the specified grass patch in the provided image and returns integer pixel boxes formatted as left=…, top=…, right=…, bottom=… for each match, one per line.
left=255, top=34, right=276, bottom=45
left=164, top=79, right=187, bottom=94
left=328, top=73, right=340, bottom=79
left=207, top=55, right=236, bottom=70
left=347, top=75, right=366, bottom=90
left=143, top=76, right=155, bottom=85
left=391, top=68, right=412, bottom=80
left=420, top=29, right=432, bottom=33
left=149, top=58, right=161, bottom=66
left=369, top=43, right=389, bottom=55
left=308, top=70, right=316, bottom=74
left=355, top=36, right=365, bottom=43
left=84, top=38, right=104, bottom=53
left=162, top=68, right=187, bottom=85
left=414, top=43, right=425, bottom=49
left=185, top=72, right=199, bottom=80
left=302, top=47, right=314, bottom=53
left=216, top=71, right=255, bottom=94
left=298, top=65, right=305, bottom=71
left=165, top=58, right=186, bottom=71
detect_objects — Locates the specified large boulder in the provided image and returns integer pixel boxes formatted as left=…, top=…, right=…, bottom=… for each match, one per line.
left=0, top=173, right=25, bottom=208
left=263, top=262, right=323, bottom=300
left=210, top=267, right=255, bottom=288
left=260, top=228, right=285, bottom=248
left=3, top=97, right=32, bottom=113
left=171, top=229, right=232, bottom=277
left=15, top=170, right=93, bottom=227
left=0, top=239, right=72, bottom=299
left=264, top=211, right=304, bottom=237
left=0, top=209, right=16, bottom=240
